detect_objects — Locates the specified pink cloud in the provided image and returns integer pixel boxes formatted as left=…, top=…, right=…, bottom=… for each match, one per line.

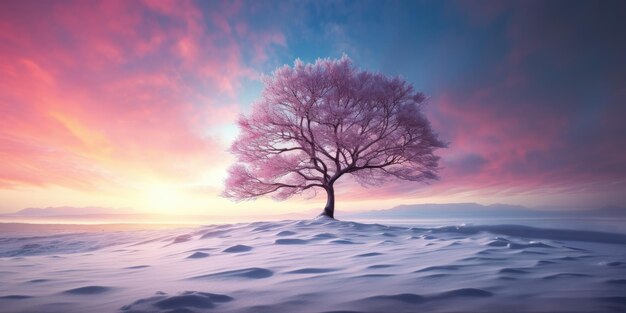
left=0, top=1, right=283, bottom=191
left=330, top=70, right=622, bottom=203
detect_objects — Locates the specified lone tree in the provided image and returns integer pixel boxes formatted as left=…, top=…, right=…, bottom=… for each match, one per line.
left=223, top=57, right=445, bottom=219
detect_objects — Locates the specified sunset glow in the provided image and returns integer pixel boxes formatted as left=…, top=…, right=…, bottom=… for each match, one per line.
left=1, top=0, right=625, bottom=217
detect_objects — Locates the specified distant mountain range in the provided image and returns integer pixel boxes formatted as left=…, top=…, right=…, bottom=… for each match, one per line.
left=0, top=206, right=311, bottom=224
left=347, top=203, right=626, bottom=219
left=2, top=203, right=625, bottom=223
left=11, top=206, right=135, bottom=216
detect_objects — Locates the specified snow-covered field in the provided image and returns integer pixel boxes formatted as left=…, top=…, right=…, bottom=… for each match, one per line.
left=1, top=217, right=625, bottom=313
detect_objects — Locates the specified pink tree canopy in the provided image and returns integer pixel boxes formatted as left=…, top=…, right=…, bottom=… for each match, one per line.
left=223, top=57, right=445, bottom=218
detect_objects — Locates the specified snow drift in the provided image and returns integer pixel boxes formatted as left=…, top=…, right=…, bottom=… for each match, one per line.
left=1, top=218, right=625, bottom=312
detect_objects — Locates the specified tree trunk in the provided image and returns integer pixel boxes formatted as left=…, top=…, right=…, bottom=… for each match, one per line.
left=321, top=185, right=335, bottom=219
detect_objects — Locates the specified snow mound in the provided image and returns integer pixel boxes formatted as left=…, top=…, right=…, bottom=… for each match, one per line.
left=0, top=219, right=625, bottom=312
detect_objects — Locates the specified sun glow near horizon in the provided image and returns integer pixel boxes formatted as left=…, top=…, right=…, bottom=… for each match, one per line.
left=1, top=1, right=625, bottom=217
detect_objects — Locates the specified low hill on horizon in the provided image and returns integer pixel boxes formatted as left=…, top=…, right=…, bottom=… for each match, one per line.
left=11, top=206, right=135, bottom=216
left=347, top=203, right=626, bottom=219
left=2, top=203, right=625, bottom=223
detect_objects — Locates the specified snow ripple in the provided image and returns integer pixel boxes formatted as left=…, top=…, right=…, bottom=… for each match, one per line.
left=0, top=219, right=625, bottom=312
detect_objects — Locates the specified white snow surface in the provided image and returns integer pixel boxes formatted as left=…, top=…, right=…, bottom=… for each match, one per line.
left=1, top=217, right=625, bottom=313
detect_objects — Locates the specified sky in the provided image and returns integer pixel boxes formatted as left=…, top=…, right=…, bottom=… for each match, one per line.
left=1, top=0, right=625, bottom=216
